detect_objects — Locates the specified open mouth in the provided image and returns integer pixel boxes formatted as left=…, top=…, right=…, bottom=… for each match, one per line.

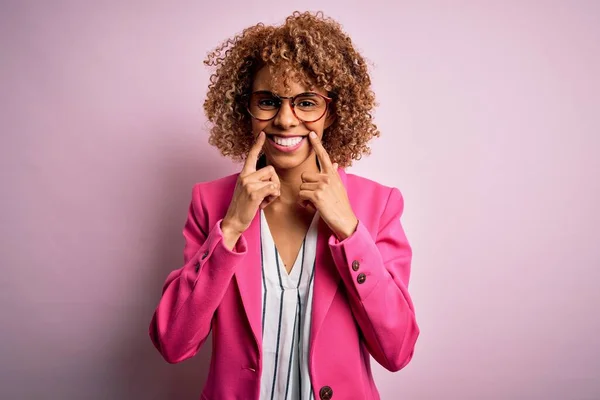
left=267, top=134, right=305, bottom=147
left=266, top=134, right=307, bottom=152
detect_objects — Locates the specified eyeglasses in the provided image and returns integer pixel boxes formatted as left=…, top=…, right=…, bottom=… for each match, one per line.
left=243, top=90, right=333, bottom=123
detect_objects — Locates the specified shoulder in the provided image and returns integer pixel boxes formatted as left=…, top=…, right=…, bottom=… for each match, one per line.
left=342, top=170, right=406, bottom=220
left=343, top=170, right=401, bottom=202
left=189, top=173, right=240, bottom=219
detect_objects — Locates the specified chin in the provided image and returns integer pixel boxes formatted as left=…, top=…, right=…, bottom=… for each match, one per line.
left=266, top=152, right=311, bottom=170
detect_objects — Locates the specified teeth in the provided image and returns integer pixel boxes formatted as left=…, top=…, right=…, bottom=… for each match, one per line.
left=272, top=136, right=303, bottom=147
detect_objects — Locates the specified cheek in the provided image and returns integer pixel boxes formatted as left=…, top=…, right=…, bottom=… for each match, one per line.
left=304, top=120, right=326, bottom=136
left=251, top=119, right=269, bottom=136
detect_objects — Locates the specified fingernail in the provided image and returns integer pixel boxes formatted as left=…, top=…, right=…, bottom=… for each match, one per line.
left=309, top=131, right=317, bottom=138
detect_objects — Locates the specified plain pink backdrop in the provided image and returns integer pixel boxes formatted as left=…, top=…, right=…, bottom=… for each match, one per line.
left=1, top=1, right=599, bottom=399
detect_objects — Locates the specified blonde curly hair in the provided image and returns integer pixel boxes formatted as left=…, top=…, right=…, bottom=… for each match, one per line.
left=203, top=11, right=380, bottom=168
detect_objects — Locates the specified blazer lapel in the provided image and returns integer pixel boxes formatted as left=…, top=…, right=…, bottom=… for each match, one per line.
left=233, top=211, right=263, bottom=350
left=233, top=168, right=349, bottom=353
left=310, top=167, right=348, bottom=346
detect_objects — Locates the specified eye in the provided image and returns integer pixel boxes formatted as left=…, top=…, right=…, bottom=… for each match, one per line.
left=257, top=98, right=279, bottom=108
left=297, top=100, right=318, bottom=108
left=295, top=94, right=322, bottom=109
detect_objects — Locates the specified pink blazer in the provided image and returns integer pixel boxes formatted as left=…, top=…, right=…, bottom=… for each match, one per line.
left=149, top=168, right=419, bottom=400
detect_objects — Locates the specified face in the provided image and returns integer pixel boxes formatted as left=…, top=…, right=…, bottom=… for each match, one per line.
left=248, top=66, right=335, bottom=171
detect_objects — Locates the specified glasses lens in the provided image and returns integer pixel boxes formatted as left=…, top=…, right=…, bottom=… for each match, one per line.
left=247, top=92, right=329, bottom=122
left=293, top=93, right=327, bottom=122
left=248, top=93, right=279, bottom=120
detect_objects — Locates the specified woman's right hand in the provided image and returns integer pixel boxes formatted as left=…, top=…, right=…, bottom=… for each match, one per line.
left=221, top=132, right=280, bottom=249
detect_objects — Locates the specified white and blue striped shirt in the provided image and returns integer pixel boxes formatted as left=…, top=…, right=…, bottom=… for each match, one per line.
left=259, top=209, right=320, bottom=400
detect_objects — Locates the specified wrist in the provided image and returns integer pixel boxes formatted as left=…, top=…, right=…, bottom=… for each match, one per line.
left=221, top=217, right=243, bottom=236
left=221, top=218, right=243, bottom=251
left=335, top=216, right=359, bottom=241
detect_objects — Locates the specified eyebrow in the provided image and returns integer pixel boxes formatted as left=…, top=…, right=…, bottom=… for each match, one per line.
left=252, top=90, right=319, bottom=97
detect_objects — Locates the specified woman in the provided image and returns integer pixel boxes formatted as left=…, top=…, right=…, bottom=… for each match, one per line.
left=149, top=11, right=419, bottom=400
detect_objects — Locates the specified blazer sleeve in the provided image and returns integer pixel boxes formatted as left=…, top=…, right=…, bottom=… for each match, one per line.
left=328, top=187, right=419, bottom=372
left=149, top=183, right=248, bottom=363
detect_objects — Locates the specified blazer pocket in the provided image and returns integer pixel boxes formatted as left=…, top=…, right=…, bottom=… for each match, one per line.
left=237, top=366, right=259, bottom=397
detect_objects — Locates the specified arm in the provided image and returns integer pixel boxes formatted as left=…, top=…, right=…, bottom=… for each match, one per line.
left=328, top=187, right=419, bottom=372
left=149, top=184, right=248, bottom=363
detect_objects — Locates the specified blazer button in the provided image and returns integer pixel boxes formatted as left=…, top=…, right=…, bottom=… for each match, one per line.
left=319, top=386, right=333, bottom=399
left=357, top=273, right=366, bottom=284
left=352, top=260, right=360, bottom=271
left=194, top=261, right=200, bottom=273
left=201, top=251, right=209, bottom=260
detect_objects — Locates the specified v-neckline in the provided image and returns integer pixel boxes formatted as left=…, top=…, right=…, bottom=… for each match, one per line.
left=261, top=209, right=319, bottom=277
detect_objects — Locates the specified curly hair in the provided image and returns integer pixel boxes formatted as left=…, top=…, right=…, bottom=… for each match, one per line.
left=202, top=11, right=380, bottom=168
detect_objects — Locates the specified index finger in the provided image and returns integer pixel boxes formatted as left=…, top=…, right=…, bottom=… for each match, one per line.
left=308, top=131, right=333, bottom=173
left=242, top=132, right=266, bottom=175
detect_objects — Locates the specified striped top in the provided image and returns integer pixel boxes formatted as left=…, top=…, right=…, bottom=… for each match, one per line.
left=259, top=209, right=320, bottom=400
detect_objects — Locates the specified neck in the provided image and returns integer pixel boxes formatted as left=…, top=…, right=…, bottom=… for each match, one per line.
left=268, top=154, right=320, bottom=206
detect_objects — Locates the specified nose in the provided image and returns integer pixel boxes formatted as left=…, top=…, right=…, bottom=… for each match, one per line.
left=273, top=99, right=299, bottom=129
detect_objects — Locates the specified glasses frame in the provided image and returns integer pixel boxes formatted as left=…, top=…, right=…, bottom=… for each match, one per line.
left=242, top=90, right=334, bottom=123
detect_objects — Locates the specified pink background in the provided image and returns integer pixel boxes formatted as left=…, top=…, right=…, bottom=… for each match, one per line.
left=1, top=1, right=599, bottom=399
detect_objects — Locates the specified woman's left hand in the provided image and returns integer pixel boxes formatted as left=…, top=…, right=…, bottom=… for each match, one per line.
left=299, top=132, right=359, bottom=240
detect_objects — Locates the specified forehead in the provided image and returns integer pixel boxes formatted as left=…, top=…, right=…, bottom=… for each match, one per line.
left=252, top=65, right=327, bottom=96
